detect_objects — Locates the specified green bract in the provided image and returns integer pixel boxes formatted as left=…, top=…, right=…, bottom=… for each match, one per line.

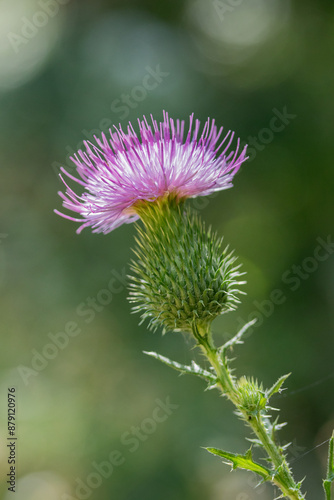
left=129, top=197, right=245, bottom=334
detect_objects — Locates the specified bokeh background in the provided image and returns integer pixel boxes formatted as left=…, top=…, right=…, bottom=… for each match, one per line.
left=0, top=0, right=334, bottom=498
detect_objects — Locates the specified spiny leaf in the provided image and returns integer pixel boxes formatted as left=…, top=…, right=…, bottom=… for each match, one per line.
left=266, top=373, right=291, bottom=399
left=206, top=446, right=271, bottom=480
left=296, top=478, right=306, bottom=490
left=220, top=319, right=257, bottom=357
left=246, top=437, right=263, bottom=447
left=271, top=416, right=288, bottom=442
left=143, top=351, right=217, bottom=384
left=281, top=442, right=292, bottom=451
left=323, top=432, right=334, bottom=500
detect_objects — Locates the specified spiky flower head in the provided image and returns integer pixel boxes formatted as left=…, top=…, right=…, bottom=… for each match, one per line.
left=236, top=377, right=267, bottom=417
left=55, top=112, right=247, bottom=234
left=129, top=197, right=245, bottom=334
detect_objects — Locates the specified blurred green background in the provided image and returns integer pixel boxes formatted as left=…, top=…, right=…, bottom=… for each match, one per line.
left=0, top=0, right=334, bottom=498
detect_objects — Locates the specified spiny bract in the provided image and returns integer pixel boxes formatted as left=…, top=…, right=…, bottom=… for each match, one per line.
left=129, top=198, right=245, bottom=334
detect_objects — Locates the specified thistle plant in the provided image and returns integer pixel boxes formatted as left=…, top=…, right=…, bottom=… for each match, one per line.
left=55, top=112, right=334, bottom=499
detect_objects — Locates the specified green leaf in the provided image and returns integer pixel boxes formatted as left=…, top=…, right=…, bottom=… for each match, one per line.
left=220, top=319, right=257, bottom=357
left=266, top=373, right=291, bottom=399
left=206, top=446, right=271, bottom=480
left=143, top=351, right=217, bottom=384
left=323, top=432, right=334, bottom=500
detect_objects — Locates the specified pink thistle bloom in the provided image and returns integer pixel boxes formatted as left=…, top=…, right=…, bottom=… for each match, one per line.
left=55, top=112, right=247, bottom=234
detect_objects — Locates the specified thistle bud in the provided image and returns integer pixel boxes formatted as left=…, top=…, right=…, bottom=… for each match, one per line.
left=236, top=377, right=267, bottom=417
left=128, top=197, right=245, bottom=334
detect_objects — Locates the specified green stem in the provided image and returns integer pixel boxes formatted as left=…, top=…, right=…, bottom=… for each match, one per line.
left=194, top=325, right=305, bottom=500
left=250, top=415, right=303, bottom=499
left=323, top=432, right=334, bottom=500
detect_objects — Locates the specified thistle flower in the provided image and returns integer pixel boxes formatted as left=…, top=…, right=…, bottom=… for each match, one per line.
left=55, top=112, right=247, bottom=234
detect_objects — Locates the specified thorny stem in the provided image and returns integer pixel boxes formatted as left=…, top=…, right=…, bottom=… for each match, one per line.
left=192, top=323, right=305, bottom=500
